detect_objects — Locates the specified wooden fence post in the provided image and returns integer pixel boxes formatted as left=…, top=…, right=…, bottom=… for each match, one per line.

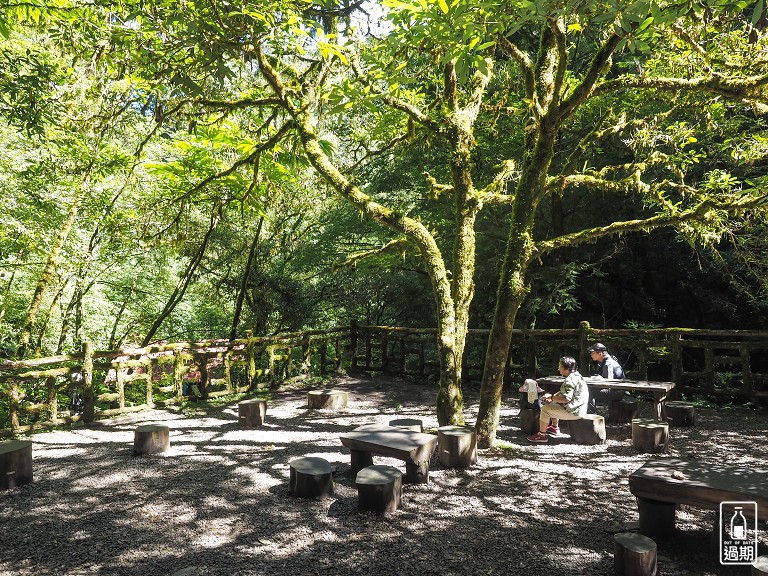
left=578, top=321, right=591, bottom=374
left=8, top=378, right=20, bottom=433
left=81, top=341, right=94, bottom=423
left=46, top=376, right=58, bottom=425
left=670, top=333, right=683, bottom=392
left=173, top=349, right=185, bottom=400
left=116, top=363, right=126, bottom=408
left=245, top=330, right=256, bottom=386
left=301, top=332, right=312, bottom=375
left=146, top=358, right=155, bottom=407
left=223, top=350, right=233, bottom=393
left=198, top=353, right=209, bottom=400
left=349, top=320, right=358, bottom=369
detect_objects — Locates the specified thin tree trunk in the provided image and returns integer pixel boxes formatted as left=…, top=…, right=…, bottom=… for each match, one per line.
left=108, top=258, right=146, bottom=349
left=229, top=216, right=263, bottom=341
left=140, top=206, right=220, bottom=347
left=18, top=184, right=87, bottom=358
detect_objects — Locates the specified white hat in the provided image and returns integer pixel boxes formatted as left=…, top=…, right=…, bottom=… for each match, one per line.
left=519, top=379, right=544, bottom=403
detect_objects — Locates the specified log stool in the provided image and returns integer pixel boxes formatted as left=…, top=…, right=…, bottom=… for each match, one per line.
left=288, top=456, right=334, bottom=499
left=238, top=399, right=267, bottom=428
left=519, top=407, right=539, bottom=435
left=632, top=418, right=669, bottom=454
left=753, top=556, right=768, bottom=576
left=614, top=532, right=657, bottom=576
left=388, top=418, right=423, bottom=432
left=437, top=425, right=477, bottom=468
left=609, top=396, right=639, bottom=423
left=307, top=389, right=348, bottom=410
left=133, top=424, right=170, bottom=455
left=664, top=401, right=695, bottom=427
left=355, top=465, right=402, bottom=515
left=569, top=415, right=607, bottom=445
left=0, top=440, right=33, bottom=490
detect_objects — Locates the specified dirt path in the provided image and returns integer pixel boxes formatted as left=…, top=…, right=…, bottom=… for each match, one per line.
left=1, top=372, right=766, bottom=576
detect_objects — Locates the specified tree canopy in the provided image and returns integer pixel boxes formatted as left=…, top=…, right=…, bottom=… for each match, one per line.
left=2, top=0, right=768, bottom=444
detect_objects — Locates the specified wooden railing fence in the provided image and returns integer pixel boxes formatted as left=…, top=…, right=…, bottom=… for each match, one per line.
left=0, top=327, right=348, bottom=436
left=3, top=320, right=767, bottom=436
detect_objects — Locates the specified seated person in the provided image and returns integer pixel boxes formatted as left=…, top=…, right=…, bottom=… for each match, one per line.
left=586, top=342, right=626, bottom=414
left=527, top=356, right=589, bottom=443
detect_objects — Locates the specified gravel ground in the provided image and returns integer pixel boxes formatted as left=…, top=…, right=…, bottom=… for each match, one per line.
left=1, top=371, right=766, bottom=576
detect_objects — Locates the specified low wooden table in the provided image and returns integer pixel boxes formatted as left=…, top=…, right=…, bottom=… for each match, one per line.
left=339, top=424, right=438, bottom=484
left=536, top=376, right=675, bottom=421
left=628, top=458, right=768, bottom=538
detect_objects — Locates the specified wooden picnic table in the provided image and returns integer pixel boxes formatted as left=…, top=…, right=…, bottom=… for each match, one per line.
left=535, top=375, right=675, bottom=421
left=339, top=424, right=438, bottom=484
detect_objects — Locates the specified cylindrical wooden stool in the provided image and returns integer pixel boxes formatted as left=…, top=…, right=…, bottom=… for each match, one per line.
left=133, top=424, right=170, bottom=455
left=664, top=401, right=695, bottom=427
left=752, top=556, right=768, bottom=576
left=388, top=418, right=423, bottom=432
left=288, top=456, right=334, bottom=499
left=608, top=396, right=639, bottom=423
left=238, top=399, right=267, bottom=428
left=519, top=407, right=539, bottom=435
left=355, top=465, right=402, bottom=515
left=307, top=389, right=348, bottom=410
left=437, top=425, right=477, bottom=468
left=614, top=532, right=657, bottom=576
left=570, top=415, right=607, bottom=445
left=632, top=418, right=669, bottom=454
left=0, top=440, right=33, bottom=490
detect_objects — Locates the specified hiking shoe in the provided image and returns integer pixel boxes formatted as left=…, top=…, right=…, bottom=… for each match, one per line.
left=527, top=432, right=548, bottom=443
left=546, top=425, right=561, bottom=436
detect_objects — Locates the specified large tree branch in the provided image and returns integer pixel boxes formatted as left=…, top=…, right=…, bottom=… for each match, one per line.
left=332, top=237, right=410, bottom=271
left=594, top=71, right=768, bottom=101
left=559, top=33, right=623, bottom=120
left=498, top=36, right=534, bottom=100
left=537, top=195, right=768, bottom=255
left=348, top=50, right=442, bottom=134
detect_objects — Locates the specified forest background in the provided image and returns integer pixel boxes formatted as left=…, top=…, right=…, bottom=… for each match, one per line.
left=2, top=0, right=768, bottom=445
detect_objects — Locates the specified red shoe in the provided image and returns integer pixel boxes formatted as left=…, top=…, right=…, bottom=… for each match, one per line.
left=527, top=432, right=549, bottom=443
left=546, top=425, right=561, bottom=436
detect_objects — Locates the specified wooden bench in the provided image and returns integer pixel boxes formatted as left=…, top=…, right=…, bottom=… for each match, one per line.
left=628, top=458, right=768, bottom=539
left=537, top=376, right=676, bottom=421
left=339, top=424, right=438, bottom=484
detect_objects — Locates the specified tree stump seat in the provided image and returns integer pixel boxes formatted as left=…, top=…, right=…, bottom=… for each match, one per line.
left=0, top=440, right=33, bottom=490
left=288, top=456, right=334, bottom=499
left=608, top=396, right=639, bottom=423
left=437, top=425, right=477, bottom=468
left=632, top=418, right=669, bottom=453
left=664, top=401, right=695, bottom=427
left=307, top=389, right=348, bottom=410
left=238, top=399, right=267, bottom=428
left=388, top=418, right=423, bottom=432
left=133, top=424, right=170, bottom=455
left=355, top=464, right=402, bottom=515
left=519, top=407, right=539, bottom=435
left=614, top=532, right=657, bottom=576
left=569, top=414, right=607, bottom=445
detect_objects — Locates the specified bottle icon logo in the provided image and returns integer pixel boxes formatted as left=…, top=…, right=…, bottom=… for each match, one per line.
left=730, top=507, right=747, bottom=540
left=720, top=501, right=758, bottom=565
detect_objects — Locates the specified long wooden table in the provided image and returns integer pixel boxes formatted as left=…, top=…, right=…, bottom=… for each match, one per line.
left=535, top=375, right=675, bottom=421
left=339, top=424, right=438, bottom=484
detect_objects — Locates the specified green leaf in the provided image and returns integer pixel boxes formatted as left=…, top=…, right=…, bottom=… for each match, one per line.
left=438, top=0, right=450, bottom=14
